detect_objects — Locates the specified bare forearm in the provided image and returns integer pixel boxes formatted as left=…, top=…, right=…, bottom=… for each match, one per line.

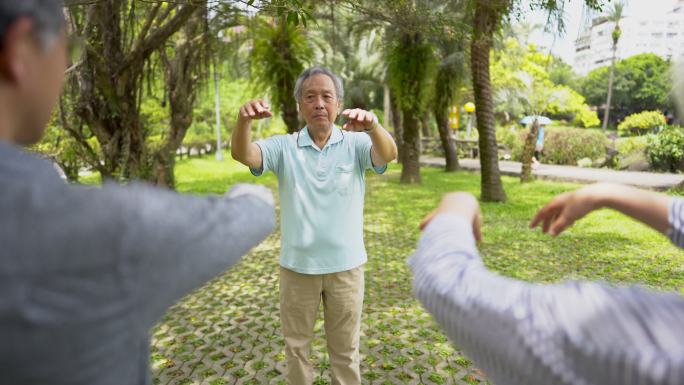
left=593, top=183, right=672, bottom=234
left=230, top=118, right=253, bottom=163
left=231, top=99, right=270, bottom=169
left=369, top=124, right=397, bottom=164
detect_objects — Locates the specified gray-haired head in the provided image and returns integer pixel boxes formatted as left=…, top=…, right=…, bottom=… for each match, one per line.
left=0, top=0, right=65, bottom=50
left=294, top=66, right=344, bottom=103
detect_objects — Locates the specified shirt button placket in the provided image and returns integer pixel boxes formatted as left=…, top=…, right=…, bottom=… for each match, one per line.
left=316, top=151, right=328, bottom=178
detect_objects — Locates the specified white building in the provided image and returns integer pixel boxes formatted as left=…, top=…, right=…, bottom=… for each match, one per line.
left=574, top=0, right=684, bottom=75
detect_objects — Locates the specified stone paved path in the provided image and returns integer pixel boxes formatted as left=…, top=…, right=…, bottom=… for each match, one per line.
left=422, top=157, right=684, bottom=190
left=151, top=174, right=489, bottom=385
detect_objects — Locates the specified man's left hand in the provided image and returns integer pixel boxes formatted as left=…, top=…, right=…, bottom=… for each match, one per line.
left=419, top=192, right=483, bottom=242
left=341, top=108, right=377, bottom=132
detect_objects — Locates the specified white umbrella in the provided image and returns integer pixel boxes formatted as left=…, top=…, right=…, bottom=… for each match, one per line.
left=520, top=115, right=552, bottom=125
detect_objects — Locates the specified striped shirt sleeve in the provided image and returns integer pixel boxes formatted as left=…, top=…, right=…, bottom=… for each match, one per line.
left=668, top=198, right=684, bottom=248
left=409, top=212, right=684, bottom=385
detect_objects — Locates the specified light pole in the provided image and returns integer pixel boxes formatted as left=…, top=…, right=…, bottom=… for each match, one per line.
left=214, top=64, right=223, bottom=161
left=464, top=102, right=475, bottom=138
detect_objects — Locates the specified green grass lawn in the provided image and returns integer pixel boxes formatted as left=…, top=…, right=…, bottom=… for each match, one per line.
left=175, top=152, right=684, bottom=292
left=148, top=153, right=683, bottom=385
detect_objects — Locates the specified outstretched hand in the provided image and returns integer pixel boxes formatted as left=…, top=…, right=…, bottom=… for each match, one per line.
left=238, top=99, right=272, bottom=124
left=341, top=108, right=377, bottom=132
left=419, top=192, right=483, bottom=242
left=530, top=185, right=602, bottom=236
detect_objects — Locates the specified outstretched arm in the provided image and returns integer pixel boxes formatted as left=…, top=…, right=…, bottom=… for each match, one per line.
left=231, top=99, right=272, bottom=169
left=411, top=192, right=684, bottom=385
left=341, top=108, right=397, bottom=166
left=97, top=183, right=276, bottom=326
left=530, top=183, right=672, bottom=237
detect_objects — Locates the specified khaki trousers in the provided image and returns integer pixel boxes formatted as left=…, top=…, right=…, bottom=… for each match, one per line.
left=279, top=265, right=364, bottom=385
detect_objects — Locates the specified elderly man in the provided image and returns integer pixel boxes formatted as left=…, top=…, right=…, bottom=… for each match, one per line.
left=0, top=1, right=275, bottom=384
left=232, top=66, right=398, bottom=384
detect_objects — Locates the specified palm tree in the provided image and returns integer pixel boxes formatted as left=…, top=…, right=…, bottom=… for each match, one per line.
left=433, top=39, right=466, bottom=172
left=249, top=16, right=313, bottom=134
left=467, top=0, right=603, bottom=200
left=469, top=0, right=509, bottom=201
left=602, top=1, right=625, bottom=130
left=387, top=30, right=436, bottom=184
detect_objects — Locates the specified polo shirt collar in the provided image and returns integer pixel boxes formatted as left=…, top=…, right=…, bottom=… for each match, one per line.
left=298, top=125, right=344, bottom=149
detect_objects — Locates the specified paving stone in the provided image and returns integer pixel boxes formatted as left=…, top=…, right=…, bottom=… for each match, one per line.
left=152, top=176, right=490, bottom=384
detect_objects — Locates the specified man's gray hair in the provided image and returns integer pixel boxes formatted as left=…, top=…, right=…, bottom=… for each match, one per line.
left=294, top=66, right=344, bottom=102
left=0, top=0, right=65, bottom=50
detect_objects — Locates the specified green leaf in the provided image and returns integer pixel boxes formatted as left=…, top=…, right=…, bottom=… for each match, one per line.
left=287, top=11, right=299, bottom=26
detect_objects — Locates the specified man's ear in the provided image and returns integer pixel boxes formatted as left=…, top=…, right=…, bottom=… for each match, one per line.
left=0, top=18, right=34, bottom=83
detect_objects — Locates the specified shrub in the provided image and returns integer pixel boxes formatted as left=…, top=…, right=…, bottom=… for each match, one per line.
left=577, top=157, right=593, bottom=168
left=495, top=125, right=521, bottom=151
left=613, top=135, right=649, bottom=170
left=616, top=135, right=649, bottom=156
left=572, top=107, right=600, bottom=128
left=618, top=110, right=666, bottom=136
left=645, top=126, right=684, bottom=172
left=511, top=126, right=608, bottom=165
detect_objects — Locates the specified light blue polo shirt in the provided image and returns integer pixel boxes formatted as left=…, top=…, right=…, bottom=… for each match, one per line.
left=251, top=126, right=386, bottom=275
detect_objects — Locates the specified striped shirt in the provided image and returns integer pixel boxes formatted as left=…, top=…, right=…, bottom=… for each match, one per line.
left=409, top=199, right=684, bottom=385
left=669, top=198, right=684, bottom=246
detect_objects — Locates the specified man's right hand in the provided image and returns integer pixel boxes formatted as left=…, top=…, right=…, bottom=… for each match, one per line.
left=232, top=99, right=270, bottom=169
left=237, top=99, right=272, bottom=125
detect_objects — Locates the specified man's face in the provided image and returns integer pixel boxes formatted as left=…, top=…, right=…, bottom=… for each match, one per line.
left=298, top=74, right=341, bottom=132
left=18, top=28, right=67, bottom=145
left=0, top=20, right=67, bottom=145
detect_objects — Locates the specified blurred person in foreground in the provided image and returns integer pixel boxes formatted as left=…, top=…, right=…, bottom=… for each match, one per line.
left=0, top=1, right=275, bottom=384
left=411, top=183, right=684, bottom=385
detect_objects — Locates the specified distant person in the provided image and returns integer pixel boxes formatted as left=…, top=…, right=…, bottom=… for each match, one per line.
left=533, top=124, right=544, bottom=167
left=0, top=2, right=275, bottom=384
left=411, top=183, right=684, bottom=385
left=231, top=66, right=397, bottom=384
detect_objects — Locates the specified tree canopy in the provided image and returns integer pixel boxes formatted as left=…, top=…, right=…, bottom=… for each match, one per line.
left=581, top=53, right=673, bottom=124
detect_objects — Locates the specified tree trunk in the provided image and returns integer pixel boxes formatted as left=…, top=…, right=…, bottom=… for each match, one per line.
left=471, top=2, right=507, bottom=202
left=281, top=99, right=301, bottom=134
left=153, top=150, right=176, bottom=187
left=275, top=19, right=304, bottom=135
left=421, top=113, right=431, bottom=138
left=71, top=1, right=198, bottom=184
left=434, top=105, right=459, bottom=172
left=390, top=91, right=404, bottom=164
left=383, top=83, right=391, bottom=135
left=520, top=119, right=539, bottom=183
left=400, top=110, right=421, bottom=184
left=602, top=42, right=618, bottom=130
left=56, top=158, right=80, bottom=183
left=153, top=7, right=205, bottom=188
